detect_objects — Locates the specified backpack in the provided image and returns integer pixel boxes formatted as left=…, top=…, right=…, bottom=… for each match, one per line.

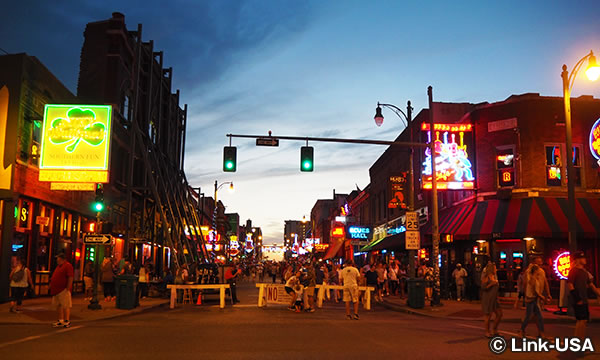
left=11, top=268, right=25, bottom=282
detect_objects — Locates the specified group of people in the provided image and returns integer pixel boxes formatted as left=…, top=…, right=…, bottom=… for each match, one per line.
left=480, top=251, right=600, bottom=339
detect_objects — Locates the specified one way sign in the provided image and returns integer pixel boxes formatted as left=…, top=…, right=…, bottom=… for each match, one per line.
left=84, top=234, right=112, bottom=244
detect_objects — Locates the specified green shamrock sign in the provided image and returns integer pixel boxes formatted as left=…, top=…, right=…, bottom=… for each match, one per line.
left=47, top=107, right=106, bottom=153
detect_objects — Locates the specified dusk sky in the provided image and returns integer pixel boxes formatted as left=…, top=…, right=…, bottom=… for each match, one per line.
left=2, top=0, right=599, bottom=244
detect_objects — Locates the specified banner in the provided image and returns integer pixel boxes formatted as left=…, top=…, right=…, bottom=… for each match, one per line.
left=263, top=284, right=293, bottom=305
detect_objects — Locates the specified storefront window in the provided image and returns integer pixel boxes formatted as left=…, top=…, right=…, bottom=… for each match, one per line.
left=37, top=237, right=51, bottom=271
left=17, top=199, right=32, bottom=229
left=545, top=145, right=562, bottom=186
left=12, top=233, right=29, bottom=262
left=496, top=147, right=515, bottom=187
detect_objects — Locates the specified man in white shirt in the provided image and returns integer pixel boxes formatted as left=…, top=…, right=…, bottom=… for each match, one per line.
left=341, top=260, right=361, bottom=320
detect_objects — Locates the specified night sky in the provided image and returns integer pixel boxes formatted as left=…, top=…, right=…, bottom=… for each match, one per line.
left=2, top=0, right=599, bottom=243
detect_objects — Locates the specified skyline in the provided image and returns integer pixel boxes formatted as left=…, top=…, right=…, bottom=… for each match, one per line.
left=2, top=0, right=600, bottom=244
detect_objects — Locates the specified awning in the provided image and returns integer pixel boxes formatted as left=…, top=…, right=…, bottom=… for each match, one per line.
left=422, top=201, right=475, bottom=236
left=360, top=233, right=405, bottom=252
left=430, top=197, right=600, bottom=240
left=323, top=238, right=344, bottom=260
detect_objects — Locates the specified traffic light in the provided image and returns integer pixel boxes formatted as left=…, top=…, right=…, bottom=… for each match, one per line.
left=300, top=146, right=314, bottom=172
left=93, top=183, right=104, bottom=212
left=223, top=146, right=237, bottom=172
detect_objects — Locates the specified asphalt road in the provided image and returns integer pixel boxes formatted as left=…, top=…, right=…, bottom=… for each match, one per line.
left=0, top=283, right=598, bottom=360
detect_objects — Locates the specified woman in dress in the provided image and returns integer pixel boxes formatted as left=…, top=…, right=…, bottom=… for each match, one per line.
left=481, top=262, right=503, bottom=338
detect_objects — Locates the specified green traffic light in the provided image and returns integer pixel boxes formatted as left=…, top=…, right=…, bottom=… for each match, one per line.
left=225, top=161, right=234, bottom=170
left=93, top=202, right=104, bottom=212
left=303, top=160, right=312, bottom=170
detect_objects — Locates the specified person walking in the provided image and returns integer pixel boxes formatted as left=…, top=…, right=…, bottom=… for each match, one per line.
left=568, top=251, right=600, bottom=339
left=101, top=257, right=116, bottom=302
left=225, top=264, right=242, bottom=303
left=388, top=261, right=399, bottom=296
left=49, top=253, right=74, bottom=328
left=452, top=263, right=468, bottom=301
left=341, top=260, right=361, bottom=320
left=9, top=257, right=33, bottom=313
left=304, top=261, right=317, bottom=312
left=138, top=262, right=150, bottom=299
left=284, top=270, right=301, bottom=310
left=481, top=262, right=502, bottom=338
left=83, top=260, right=94, bottom=301
left=519, top=254, right=551, bottom=339
left=513, top=269, right=525, bottom=309
left=365, top=264, right=379, bottom=301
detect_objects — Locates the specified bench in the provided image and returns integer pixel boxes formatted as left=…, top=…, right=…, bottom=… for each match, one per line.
left=167, top=284, right=231, bottom=309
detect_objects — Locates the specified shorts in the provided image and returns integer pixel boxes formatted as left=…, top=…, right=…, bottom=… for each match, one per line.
left=52, top=289, right=72, bottom=309
left=84, top=276, right=94, bottom=290
left=10, top=287, right=26, bottom=306
left=573, top=303, right=590, bottom=321
left=284, top=286, right=295, bottom=295
left=343, top=285, right=359, bottom=303
left=295, top=300, right=302, bottom=306
left=305, top=286, right=315, bottom=296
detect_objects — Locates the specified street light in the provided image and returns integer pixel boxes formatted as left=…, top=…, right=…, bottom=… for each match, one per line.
left=373, top=101, right=415, bottom=277
left=561, top=50, right=600, bottom=256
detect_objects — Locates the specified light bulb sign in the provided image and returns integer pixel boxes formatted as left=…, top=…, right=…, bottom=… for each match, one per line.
left=590, top=118, right=600, bottom=166
left=421, top=123, right=475, bottom=190
left=554, top=251, right=571, bottom=280
left=39, top=104, right=112, bottom=183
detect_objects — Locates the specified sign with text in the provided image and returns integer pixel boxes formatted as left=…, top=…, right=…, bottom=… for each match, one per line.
left=346, top=226, right=372, bottom=240
left=83, top=234, right=112, bottom=244
left=405, top=231, right=420, bottom=250
left=388, top=173, right=407, bottom=209
left=421, top=123, right=475, bottom=190
left=590, top=118, right=600, bottom=166
left=256, top=137, right=279, bottom=146
left=263, top=284, right=293, bottom=305
left=40, top=105, right=112, bottom=183
left=405, top=212, right=419, bottom=231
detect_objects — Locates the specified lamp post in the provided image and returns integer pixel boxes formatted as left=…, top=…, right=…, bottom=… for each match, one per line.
left=561, top=50, right=600, bottom=256
left=374, top=100, right=415, bottom=277
left=213, top=180, right=234, bottom=264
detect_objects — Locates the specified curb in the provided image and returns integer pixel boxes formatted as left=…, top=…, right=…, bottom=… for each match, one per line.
left=378, top=300, right=587, bottom=324
left=0, top=301, right=169, bottom=325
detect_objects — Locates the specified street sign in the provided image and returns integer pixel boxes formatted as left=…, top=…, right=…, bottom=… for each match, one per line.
left=256, top=137, right=279, bottom=147
left=350, top=240, right=369, bottom=246
left=406, top=211, right=419, bottom=231
left=405, top=230, right=420, bottom=250
left=83, top=234, right=112, bottom=244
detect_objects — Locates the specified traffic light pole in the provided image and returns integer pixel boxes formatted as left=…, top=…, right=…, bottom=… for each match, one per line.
left=88, top=211, right=102, bottom=310
left=226, top=133, right=428, bottom=148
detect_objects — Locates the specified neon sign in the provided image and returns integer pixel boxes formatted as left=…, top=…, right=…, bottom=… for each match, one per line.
left=590, top=118, right=600, bottom=166
left=422, top=123, right=475, bottom=190
left=39, top=104, right=112, bottom=183
left=332, top=227, right=345, bottom=237
left=553, top=251, right=571, bottom=280
left=347, top=226, right=372, bottom=240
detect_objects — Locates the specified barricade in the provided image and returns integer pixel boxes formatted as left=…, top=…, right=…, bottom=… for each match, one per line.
left=167, top=284, right=231, bottom=309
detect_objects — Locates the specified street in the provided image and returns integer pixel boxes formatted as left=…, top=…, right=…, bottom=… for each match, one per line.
left=0, top=283, right=598, bottom=360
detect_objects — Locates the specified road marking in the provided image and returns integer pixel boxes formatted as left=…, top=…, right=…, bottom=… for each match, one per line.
left=0, top=325, right=83, bottom=349
left=457, top=323, right=521, bottom=337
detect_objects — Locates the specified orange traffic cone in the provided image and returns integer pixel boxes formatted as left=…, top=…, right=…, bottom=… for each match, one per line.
left=196, top=292, right=202, bottom=305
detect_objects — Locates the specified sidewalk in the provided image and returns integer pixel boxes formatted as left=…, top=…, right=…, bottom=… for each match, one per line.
left=0, top=294, right=168, bottom=325
left=379, top=295, right=600, bottom=324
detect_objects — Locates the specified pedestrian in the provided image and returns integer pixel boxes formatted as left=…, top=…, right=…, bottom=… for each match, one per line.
left=388, top=262, right=399, bottom=296
left=101, top=257, right=116, bottom=302
left=452, top=263, right=468, bottom=301
left=568, top=251, right=600, bottom=339
left=225, top=264, right=242, bottom=303
left=270, top=263, right=278, bottom=283
left=83, top=260, right=95, bottom=301
left=138, top=262, right=150, bottom=299
left=304, top=261, right=316, bottom=312
left=293, top=283, right=304, bottom=313
left=519, top=254, right=551, bottom=339
left=398, top=264, right=407, bottom=298
left=481, top=262, right=502, bottom=338
left=375, top=262, right=386, bottom=300
left=284, top=270, right=301, bottom=310
left=328, top=264, right=341, bottom=303
left=365, top=264, right=379, bottom=301
left=119, top=255, right=133, bottom=275
left=513, top=269, right=525, bottom=309
left=9, top=257, right=33, bottom=313
left=340, top=259, right=361, bottom=320
left=49, top=253, right=74, bottom=328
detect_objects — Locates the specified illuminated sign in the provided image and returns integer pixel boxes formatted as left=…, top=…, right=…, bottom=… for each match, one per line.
left=347, top=226, right=372, bottom=240
left=554, top=251, right=571, bottom=280
left=422, top=123, right=475, bottom=190
left=332, top=227, right=345, bottom=237
left=388, top=173, right=407, bottom=209
left=590, top=118, right=600, bottom=166
left=314, top=244, right=329, bottom=252
left=387, top=226, right=406, bottom=235
left=40, top=105, right=112, bottom=183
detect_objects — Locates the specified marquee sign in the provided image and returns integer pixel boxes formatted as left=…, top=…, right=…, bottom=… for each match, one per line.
left=590, top=118, right=600, bottom=166
left=553, top=251, right=571, bottom=280
left=421, top=123, right=475, bottom=190
left=347, top=226, right=372, bottom=240
left=39, top=105, right=112, bottom=183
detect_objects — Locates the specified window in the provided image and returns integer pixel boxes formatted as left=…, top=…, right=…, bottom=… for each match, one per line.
left=121, top=94, right=131, bottom=123
left=497, top=147, right=516, bottom=187
left=571, top=146, right=582, bottom=187
left=545, top=145, right=562, bottom=186
left=30, top=120, right=42, bottom=166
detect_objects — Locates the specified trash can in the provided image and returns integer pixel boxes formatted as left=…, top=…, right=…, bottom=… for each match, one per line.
left=407, top=278, right=425, bottom=309
left=115, top=275, right=139, bottom=309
